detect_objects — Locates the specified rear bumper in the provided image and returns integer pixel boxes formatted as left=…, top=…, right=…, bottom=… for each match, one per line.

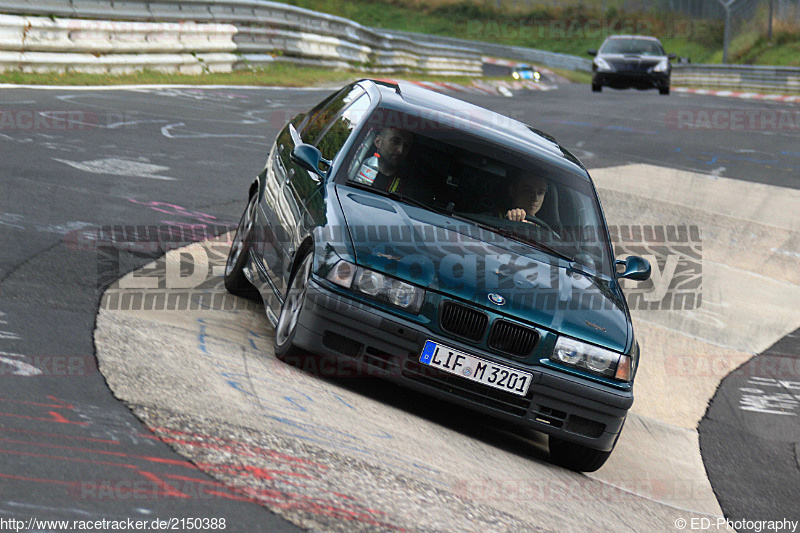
left=292, top=279, right=633, bottom=452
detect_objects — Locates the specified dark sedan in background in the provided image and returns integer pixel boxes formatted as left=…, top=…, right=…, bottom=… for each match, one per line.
left=225, top=79, right=651, bottom=472
left=589, top=35, right=675, bottom=94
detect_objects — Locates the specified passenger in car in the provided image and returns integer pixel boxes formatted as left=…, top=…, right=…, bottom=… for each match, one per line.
left=371, top=128, right=414, bottom=193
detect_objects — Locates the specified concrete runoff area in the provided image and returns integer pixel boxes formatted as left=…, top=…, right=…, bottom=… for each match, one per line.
left=94, top=164, right=799, bottom=531
left=591, top=165, right=800, bottom=428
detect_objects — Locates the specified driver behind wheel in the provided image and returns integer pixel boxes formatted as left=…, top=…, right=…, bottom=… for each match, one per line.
left=505, top=171, right=548, bottom=224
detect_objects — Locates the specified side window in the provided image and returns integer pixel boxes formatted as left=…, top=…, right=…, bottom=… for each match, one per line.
left=296, top=89, right=341, bottom=135
left=314, top=92, right=371, bottom=160
left=301, top=86, right=366, bottom=147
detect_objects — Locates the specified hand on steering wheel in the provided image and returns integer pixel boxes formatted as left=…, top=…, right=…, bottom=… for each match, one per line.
left=505, top=208, right=551, bottom=228
left=524, top=214, right=555, bottom=233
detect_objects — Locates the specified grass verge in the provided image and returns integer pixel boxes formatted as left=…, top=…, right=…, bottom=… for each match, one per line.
left=283, top=0, right=800, bottom=66
left=0, top=63, right=357, bottom=87
left=0, top=63, right=543, bottom=88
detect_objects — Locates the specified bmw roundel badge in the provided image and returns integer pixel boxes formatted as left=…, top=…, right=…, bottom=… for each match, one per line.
left=488, top=293, right=506, bottom=306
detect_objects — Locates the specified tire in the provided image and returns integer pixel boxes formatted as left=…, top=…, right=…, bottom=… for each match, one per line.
left=548, top=436, right=612, bottom=472
left=591, top=83, right=602, bottom=93
left=274, top=252, right=313, bottom=361
left=659, top=85, right=670, bottom=95
left=224, top=193, right=259, bottom=299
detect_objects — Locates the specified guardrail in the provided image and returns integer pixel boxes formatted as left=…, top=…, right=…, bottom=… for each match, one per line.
left=381, top=28, right=800, bottom=94
left=672, top=64, right=800, bottom=94
left=373, top=28, right=594, bottom=73
left=0, top=0, right=483, bottom=76
left=378, top=29, right=800, bottom=94
left=0, top=13, right=238, bottom=72
left=2, top=0, right=798, bottom=93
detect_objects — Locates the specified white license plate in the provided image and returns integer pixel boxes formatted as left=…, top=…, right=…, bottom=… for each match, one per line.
left=419, top=340, right=532, bottom=397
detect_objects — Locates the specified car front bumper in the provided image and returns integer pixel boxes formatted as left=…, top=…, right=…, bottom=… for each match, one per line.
left=594, top=71, right=669, bottom=89
left=291, top=278, right=633, bottom=452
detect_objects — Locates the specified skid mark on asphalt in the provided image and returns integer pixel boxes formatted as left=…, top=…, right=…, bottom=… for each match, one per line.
left=0, top=394, right=246, bottom=512
left=148, top=425, right=406, bottom=531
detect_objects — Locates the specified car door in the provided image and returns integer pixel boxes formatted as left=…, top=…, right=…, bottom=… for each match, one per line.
left=254, top=90, right=342, bottom=297
left=269, top=84, right=372, bottom=295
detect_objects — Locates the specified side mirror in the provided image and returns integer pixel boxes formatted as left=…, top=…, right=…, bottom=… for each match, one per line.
left=617, top=256, right=651, bottom=281
left=587, top=49, right=598, bottom=56
left=667, top=53, right=677, bottom=60
left=290, top=143, right=330, bottom=179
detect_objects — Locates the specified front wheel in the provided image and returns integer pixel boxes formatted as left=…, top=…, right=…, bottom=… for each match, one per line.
left=548, top=436, right=612, bottom=472
left=274, top=253, right=313, bottom=361
left=659, top=85, right=670, bottom=95
left=591, top=83, right=602, bottom=92
left=224, top=194, right=259, bottom=299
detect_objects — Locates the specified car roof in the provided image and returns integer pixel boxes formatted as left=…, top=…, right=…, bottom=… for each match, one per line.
left=361, top=79, right=589, bottom=178
left=603, top=34, right=662, bottom=42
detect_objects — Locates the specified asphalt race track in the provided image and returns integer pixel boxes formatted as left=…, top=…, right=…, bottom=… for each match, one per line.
left=1, top=81, right=798, bottom=532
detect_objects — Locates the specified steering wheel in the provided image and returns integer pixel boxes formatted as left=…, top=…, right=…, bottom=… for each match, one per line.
left=525, top=215, right=555, bottom=233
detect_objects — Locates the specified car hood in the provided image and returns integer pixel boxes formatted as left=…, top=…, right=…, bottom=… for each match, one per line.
left=336, top=187, right=630, bottom=352
left=598, top=53, right=666, bottom=71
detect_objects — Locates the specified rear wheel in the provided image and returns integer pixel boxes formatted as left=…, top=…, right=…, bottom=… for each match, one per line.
left=224, top=193, right=259, bottom=299
left=274, top=253, right=313, bottom=361
left=591, top=83, right=602, bottom=92
left=659, top=85, right=670, bottom=95
left=548, top=436, right=612, bottom=472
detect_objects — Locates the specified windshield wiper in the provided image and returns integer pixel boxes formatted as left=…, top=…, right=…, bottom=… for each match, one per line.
left=451, top=213, right=575, bottom=263
left=345, top=182, right=449, bottom=214
left=385, top=190, right=449, bottom=214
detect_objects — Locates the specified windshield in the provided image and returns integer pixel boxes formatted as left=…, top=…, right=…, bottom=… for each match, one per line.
left=600, top=38, right=665, bottom=56
left=339, top=108, right=614, bottom=276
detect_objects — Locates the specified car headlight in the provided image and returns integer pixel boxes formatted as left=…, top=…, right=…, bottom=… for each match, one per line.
left=355, top=269, right=384, bottom=296
left=512, top=71, right=520, bottom=80
left=533, top=71, right=541, bottom=81
left=326, top=260, right=425, bottom=314
left=653, top=59, right=669, bottom=73
left=594, top=57, right=612, bottom=71
left=551, top=336, right=630, bottom=381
